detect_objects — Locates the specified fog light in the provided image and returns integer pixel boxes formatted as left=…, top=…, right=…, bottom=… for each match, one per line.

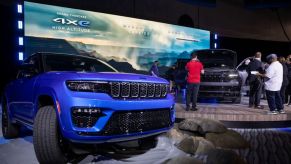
left=72, top=107, right=102, bottom=116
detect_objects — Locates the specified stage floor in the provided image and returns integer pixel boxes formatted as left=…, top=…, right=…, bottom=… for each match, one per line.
left=175, top=96, right=291, bottom=127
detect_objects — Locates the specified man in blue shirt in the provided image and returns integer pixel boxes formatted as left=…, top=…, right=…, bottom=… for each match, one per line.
left=149, top=61, right=160, bottom=77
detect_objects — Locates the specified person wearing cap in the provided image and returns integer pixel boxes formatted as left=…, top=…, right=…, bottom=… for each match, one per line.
left=257, top=54, right=284, bottom=114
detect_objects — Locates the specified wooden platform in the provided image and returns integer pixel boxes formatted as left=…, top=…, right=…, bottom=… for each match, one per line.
left=175, top=96, right=291, bottom=128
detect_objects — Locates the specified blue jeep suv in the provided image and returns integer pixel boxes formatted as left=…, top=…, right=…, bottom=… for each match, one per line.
left=2, top=52, right=175, bottom=163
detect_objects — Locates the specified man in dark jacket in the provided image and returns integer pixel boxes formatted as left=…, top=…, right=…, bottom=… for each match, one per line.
left=247, top=52, right=264, bottom=109
left=279, top=57, right=289, bottom=104
left=286, top=55, right=291, bottom=105
left=149, top=61, right=160, bottom=77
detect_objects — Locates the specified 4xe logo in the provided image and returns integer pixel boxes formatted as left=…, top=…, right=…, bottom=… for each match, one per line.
left=53, top=18, right=90, bottom=27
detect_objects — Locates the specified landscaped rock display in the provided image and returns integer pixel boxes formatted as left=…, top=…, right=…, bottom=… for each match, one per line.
left=178, top=118, right=227, bottom=134
left=167, top=117, right=249, bottom=164
left=206, top=130, right=250, bottom=149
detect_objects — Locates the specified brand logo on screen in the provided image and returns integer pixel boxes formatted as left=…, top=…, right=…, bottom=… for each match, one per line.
left=53, top=18, right=90, bottom=27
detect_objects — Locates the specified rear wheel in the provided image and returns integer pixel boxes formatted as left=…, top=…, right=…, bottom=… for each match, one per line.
left=2, top=98, right=20, bottom=139
left=33, top=105, right=72, bottom=164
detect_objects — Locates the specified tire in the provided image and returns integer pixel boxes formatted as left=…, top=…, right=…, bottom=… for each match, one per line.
left=33, top=106, right=69, bottom=164
left=2, top=98, right=20, bottom=139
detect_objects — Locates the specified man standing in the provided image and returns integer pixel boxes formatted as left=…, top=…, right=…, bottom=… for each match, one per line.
left=257, top=54, right=284, bottom=114
left=247, top=52, right=264, bottom=109
left=185, top=52, right=204, bottom=111
left=149, top=61, right=159, bottom=77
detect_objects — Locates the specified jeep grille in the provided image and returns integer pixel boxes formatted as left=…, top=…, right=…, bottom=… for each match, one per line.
left=110, top=82, right=168, bottom=99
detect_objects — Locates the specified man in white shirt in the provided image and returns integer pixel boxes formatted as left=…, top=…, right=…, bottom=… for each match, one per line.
left=257, top=54, right=284, bottom=114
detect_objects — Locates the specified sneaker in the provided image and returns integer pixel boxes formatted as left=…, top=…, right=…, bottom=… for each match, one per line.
left=254, top=105, right=264, bottom=109
left=267, top=111, right=278, bottom=115
left=278, top=110, right=286, bottom=114
left=186, top=106, right=190, bottom=111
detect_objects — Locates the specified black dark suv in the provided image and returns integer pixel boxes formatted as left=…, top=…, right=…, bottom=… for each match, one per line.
left=176, top=49, right=242, bottom=103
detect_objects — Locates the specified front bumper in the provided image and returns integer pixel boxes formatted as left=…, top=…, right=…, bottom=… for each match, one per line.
left=57, top=91, right=175, bottom=143
left=199, top=82, right=241, bottom=98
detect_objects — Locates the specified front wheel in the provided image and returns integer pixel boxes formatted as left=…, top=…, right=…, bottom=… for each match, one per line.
left=33, top=106, right=70, bottom=164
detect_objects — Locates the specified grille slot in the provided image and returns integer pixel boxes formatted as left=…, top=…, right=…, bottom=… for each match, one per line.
left=111, top=82, right=120, bottom=98
left=139, top=83, right=147, bottom=98
left=121, top=82, right=130, bottom=97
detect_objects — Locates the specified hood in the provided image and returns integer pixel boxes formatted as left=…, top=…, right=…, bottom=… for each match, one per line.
left=41, top=71, right=168, bottom=84
left=204, top=67, right=235, bottom=72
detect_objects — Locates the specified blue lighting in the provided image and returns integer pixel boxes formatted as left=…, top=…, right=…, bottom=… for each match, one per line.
left=18, top=21, right=23, bottom=29
left=214, top=43, right=217, bottom=49
left=19, top=52, right=23, bottom=61
left=17, top=4, right=22, bottom=14
left=19, top=37, right=23, bottom=46
left=214, top=34, right=218, bottom=40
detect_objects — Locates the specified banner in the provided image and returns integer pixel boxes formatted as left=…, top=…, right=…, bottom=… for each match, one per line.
left=24, top=2, right=210, bottom=74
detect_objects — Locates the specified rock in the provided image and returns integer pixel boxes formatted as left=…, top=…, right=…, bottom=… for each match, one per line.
left=206, top=149, right=246, bottom=164
left=178, top=118, right=227, bottom=134
left=195, top=138, right=215, bottom=155
left=176, top=136, right=215, bottom=155
left=164, top=156, right=203, bottom=164
left=166, top=128, right=189, bottom=143
left=205, top=130, right=250, bottom=149
left=178, top=119, right=199, bottom=132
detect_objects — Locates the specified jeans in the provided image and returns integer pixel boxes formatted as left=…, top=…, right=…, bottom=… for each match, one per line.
left=280, top=85, right=287, bottom=104
left=249, top=79, right=262, bottom=106
left=266, top=90, right=284, bottom=111
left=186, top=83, right=200, bottom=108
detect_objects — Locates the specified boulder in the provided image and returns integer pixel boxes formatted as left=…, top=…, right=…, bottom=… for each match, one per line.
left=206, top=149, right=246, bottom=164
left=205, top=130, right=250, bottom=149
left=166, top=128, right=189, bottom=143
left=164, top=156, right=203, bottom=164
left=178, top=118, right=227, bottom=134
left=178, top=119, right=199, bottom=132
left=176, top=136, right=215, bottom=155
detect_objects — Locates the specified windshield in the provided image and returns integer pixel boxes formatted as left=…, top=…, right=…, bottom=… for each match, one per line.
left=196, top=50, right=236, bottom=68
left=43, top=54, right=117, bottom=72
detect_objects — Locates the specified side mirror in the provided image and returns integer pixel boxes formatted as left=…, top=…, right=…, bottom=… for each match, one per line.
left=18, top=64, right=37, bottom=78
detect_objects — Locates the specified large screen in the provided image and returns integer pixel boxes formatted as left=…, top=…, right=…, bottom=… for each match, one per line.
left=24, top=2, right=210, bottom=74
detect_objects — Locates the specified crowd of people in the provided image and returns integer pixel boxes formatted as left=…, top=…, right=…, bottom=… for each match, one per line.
left=149, top=52, right=291, bottom=114
left=248, top=52, right=291, bottom=114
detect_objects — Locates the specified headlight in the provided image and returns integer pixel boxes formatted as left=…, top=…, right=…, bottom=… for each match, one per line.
left=66, top=81, right=109, bottom=92
left=228, top=74, right=239, bottom=78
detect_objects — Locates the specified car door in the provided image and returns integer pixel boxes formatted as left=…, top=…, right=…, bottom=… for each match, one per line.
left=11, top=55, right=41, bottom=123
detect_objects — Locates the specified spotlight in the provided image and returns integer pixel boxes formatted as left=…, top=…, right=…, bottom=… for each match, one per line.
left=18, top=21, right=23, bottom=29
left=19, top=37, right=23, bottom=46
left=17, top=4, right=22, bottom=14
left=19, top=52, right=23, bottom=61
left=214, top=43, right=217, bottom=49
left=214, top=34, right=218, bottom=40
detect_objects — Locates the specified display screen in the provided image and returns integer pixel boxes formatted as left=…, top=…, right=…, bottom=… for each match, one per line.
left=24, top=1, right=210, bottom=74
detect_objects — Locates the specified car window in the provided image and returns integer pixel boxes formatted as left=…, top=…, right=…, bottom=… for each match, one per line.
left=43, top=54, right=117, bottom=73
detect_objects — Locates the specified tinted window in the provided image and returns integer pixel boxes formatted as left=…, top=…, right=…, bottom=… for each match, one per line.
left=43, top=54, right=117, bottom=72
